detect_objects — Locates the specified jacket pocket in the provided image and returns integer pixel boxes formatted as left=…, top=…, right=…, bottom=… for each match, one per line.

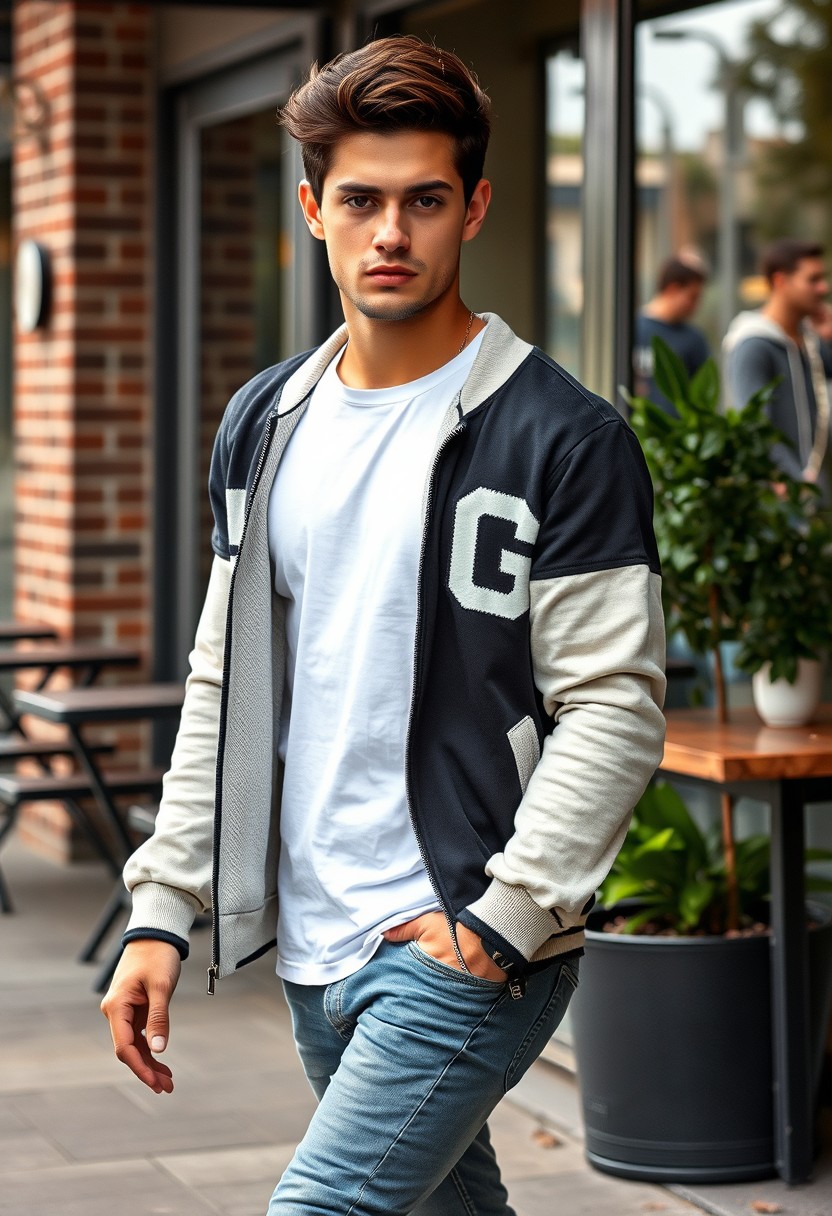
left=507, top=715, right=541, bottom=796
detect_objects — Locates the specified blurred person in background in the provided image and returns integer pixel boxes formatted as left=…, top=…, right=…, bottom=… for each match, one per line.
left=633, top=253, right=710, bottom=416
left=723, top=238, right=830, bottom=494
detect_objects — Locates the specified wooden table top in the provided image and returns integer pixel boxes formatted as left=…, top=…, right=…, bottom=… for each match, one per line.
left=14, top=683, right=185, bottom=725
left=662, top=705, right=832, bottom=783
left=0, top=621, right=57, bottom=644
left=0, top=644, right=139, bottom=672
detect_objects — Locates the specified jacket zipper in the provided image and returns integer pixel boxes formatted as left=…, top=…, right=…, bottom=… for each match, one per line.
left=208, top=411, right=277, bottom=994
left=404, top=421, right=468, bottom=970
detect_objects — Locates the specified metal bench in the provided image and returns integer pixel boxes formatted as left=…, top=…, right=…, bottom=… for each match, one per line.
left=0, top=768, right=164, bottom=913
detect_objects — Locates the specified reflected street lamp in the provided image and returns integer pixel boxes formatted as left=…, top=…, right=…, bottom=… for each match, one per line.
left=655, top=27, right=745, bottom=339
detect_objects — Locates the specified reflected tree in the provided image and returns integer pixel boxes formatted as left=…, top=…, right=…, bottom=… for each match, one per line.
left=742, top=0, right=832, bottom=247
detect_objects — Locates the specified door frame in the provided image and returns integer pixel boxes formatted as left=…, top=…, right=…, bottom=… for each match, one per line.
left=154, top=18, right=325, bottom=680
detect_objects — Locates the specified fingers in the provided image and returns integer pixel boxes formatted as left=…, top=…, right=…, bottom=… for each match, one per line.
left=382, top=911, right=443, bottom=942
left=145, top=993, right=170, bottom=1055
left=102, top=989, right=174, bottom=1094
left=100, top=940, right=181, bottom=1094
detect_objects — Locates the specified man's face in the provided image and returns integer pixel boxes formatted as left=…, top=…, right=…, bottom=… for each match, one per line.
left=299, top=130, right=489, bottom=324
left=668, top=280, right=703, bottom=323
left=775, top=257, right=829, bottom=318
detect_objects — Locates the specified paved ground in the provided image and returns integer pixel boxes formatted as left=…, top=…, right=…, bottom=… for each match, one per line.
left=1, top=835, right=828, bottom=1215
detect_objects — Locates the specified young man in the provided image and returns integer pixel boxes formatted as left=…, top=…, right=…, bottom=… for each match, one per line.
left=723, top=238, right=830, bottom=490
left=633, top=253, right=710, bottom=415
left=102, top=36, right=666, bottom=1215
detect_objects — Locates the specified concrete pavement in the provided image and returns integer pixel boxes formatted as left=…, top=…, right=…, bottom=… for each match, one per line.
left=0, top=839, right=727, bottom=1215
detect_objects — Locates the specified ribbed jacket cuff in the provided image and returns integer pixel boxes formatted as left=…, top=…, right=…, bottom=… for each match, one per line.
left=122, top=928, right=190, bottom=960
left=460, top=878, right=560, bottom=964
left=125, top=881, right=201, bottom=945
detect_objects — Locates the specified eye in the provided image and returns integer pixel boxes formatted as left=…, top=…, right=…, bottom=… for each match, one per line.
left=344, top=195, right=373, bottom=210
left=413, top=195, right=442, bottom=209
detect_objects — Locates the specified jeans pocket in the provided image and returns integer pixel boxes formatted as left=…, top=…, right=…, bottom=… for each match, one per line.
left=406, top=940, right=507, bottom=990
left=504, top=961, right=578, bottom=1092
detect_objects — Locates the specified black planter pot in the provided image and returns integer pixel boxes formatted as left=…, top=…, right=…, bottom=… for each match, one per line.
left=571, top=902, right=832, bottom=1183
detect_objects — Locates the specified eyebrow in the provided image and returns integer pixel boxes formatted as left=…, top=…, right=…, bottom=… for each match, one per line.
left=334, top=180, right=455, bottom=196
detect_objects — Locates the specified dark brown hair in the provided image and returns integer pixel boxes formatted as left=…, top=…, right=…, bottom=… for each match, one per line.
left=279, top=36, right=492, bottom=204
left=656, top=255, right=707, bottom=293
left=761, top=238, right=824, bottom=284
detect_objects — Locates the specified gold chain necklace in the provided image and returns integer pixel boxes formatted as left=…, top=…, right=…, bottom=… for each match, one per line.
left=457, top=309, right=476, bottom=355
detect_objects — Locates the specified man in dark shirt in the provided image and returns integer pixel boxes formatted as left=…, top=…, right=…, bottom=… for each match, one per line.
left=634, top=254, right=710, bottom=415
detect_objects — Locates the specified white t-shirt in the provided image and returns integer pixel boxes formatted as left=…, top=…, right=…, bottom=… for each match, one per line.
left=268, top=330, right=485, bottom=985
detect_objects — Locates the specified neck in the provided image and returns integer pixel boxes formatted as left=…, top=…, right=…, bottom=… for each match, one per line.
left=763, top=297, right=803, bottom=343
left=643, top=296, right=681, bottom=325
left=337, top=295, right=483, bottom=390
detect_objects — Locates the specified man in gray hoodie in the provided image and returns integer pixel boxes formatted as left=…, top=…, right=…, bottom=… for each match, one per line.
left=723, top=239, right=830, bottom=491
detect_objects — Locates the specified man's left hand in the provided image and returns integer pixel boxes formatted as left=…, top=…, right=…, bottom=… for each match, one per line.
left=383, top=911, right=507, bottom=981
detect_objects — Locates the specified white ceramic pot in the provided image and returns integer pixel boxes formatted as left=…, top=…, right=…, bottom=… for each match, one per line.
left=752, top=658, right=823, bottom=728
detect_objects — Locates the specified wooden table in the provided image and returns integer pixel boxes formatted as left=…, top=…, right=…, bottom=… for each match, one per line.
left=0, top=621, right=57, bottom=644
left=14, top=684, right=184, bottom=857
left=13, top=683, right=184, bottom=972
left=0, top=644, right=139, bottom=736
left=661, top=706, right=832, bottom=1184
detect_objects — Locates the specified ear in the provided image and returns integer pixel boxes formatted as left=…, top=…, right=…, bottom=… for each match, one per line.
left=462, top=178, right=492, bottom=244
left=298, top=180, right=326, bottom=242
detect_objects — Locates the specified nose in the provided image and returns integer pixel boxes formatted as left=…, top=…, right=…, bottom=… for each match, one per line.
left=373, top=203, right=409, bottom=253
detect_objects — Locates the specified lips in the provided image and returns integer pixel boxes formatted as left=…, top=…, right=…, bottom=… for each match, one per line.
left=366, top=266, right=416, bottom=286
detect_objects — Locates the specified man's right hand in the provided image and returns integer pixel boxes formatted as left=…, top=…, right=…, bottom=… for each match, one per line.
left=100, top=939, right=181, bottom=1094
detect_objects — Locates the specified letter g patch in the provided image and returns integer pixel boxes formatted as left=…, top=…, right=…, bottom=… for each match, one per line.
left=448, top=488, right=539, bottom=619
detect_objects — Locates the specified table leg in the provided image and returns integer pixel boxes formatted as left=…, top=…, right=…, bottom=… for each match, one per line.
left=68, top=724, right=133, bottom=860
left=768, top=778, right=813, bottom=1183
left=0, top=684, right=26, bottom=736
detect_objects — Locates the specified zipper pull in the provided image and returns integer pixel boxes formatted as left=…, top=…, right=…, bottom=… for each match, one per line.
left=508, top=974, right=526, bottom=1000
left=207, top=963, right=218, bottom=995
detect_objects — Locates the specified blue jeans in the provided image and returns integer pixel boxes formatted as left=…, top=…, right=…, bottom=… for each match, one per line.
left=268, top=939, right=579, bottom=1215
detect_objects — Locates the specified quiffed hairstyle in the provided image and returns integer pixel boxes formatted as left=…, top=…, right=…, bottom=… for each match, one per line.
left=656, top=255, right=707, bottom=293
left=761, top=238, right=824, bottom=284
left=279, top=36, right=492, bottom=205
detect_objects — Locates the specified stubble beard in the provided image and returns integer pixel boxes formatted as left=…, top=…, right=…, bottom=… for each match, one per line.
left=338, top=261, right=459, bottom=324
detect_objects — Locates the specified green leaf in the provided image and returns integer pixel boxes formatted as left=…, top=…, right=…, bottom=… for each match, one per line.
left=651, top=336, right=690, bottom=408
left=636, top=782, right=709, bottom=867
left=689, top=358, right=720, bottom=410
left=633, top=827, right=682, bottom=856
left=679, top=880, right=715, bottom=931
left=600, top=876, right=654, bottom=905
left=617, top=904, right=675, bottom=935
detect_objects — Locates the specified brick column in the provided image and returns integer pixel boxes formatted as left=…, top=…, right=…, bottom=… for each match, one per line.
left=12, top=1, right=154, bottom=859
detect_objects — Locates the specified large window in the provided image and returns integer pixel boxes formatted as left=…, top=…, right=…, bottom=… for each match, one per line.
left=635, top=0, right=832, bottom=363
left=544, top=44, right=585, bottom=379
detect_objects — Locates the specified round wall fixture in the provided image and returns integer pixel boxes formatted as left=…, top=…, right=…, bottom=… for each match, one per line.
left=15, top=239, right=51, bottom=332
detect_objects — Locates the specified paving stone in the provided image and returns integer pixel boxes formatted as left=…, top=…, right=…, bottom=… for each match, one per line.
left=0, top=1129, right=69, bottom=1173
left=155, top=1142, right=298, bottom=1214
left=509, top=1169, right=702, bottom=1215
left=0, top=1158, right=215, bottom=1216
left=9, top=1084, right=275, bottom=1162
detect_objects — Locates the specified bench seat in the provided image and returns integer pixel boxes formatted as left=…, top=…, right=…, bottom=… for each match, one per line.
left=0, top=767, right=165, bottom=807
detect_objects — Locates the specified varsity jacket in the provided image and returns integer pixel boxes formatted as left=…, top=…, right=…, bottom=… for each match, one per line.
left=123, top=313, right=666, bottom=988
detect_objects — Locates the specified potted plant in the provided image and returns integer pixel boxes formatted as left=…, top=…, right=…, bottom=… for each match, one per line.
left=734, top=496, right=832, bottom=726
left=628, top=338, right=832, bottom=924
left=570, top=342, right=832, bottom=1183
left=571, top=781, right=832, bottom=1182
left=627, top=339, right=832, bottom=720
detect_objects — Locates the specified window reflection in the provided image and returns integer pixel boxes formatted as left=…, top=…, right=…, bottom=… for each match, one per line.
left=544, top=46, right=584, bottom=379
left=635, top=0, right=831, bottom=367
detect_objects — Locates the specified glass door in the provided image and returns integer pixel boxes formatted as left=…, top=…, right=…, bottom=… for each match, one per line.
left=165, top=39, right=322, bottom=671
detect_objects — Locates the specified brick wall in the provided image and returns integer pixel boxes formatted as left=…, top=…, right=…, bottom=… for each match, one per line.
left=12, top=1, right=154, bottom=858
